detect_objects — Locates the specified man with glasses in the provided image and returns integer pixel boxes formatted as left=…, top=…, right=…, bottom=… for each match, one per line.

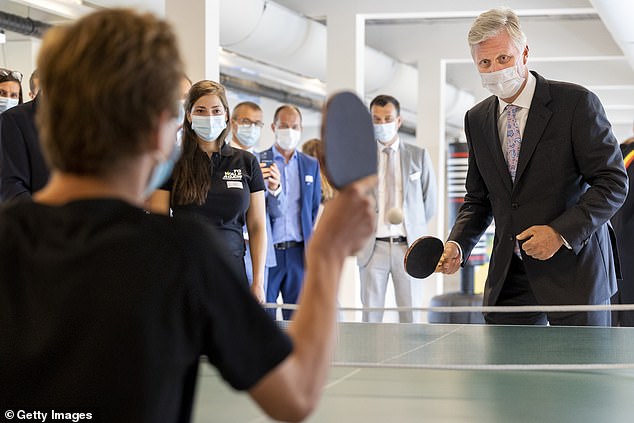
left=230, top=101, right=281, bottom=290
left=357, top=94, right=437, bottom=323
left=0, top=68, right=48, bottom=202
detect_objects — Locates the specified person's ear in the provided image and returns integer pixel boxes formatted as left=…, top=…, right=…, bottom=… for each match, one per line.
left=396, top=115, right=403, bottom=130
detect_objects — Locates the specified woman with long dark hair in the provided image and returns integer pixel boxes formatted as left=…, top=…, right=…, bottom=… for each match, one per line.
left=152, top=80, right=267, bottom=302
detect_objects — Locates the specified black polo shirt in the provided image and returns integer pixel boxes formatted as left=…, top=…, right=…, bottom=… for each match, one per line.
left=0, top=198, right=292, bottom=422
left=165, top=142, right=265, bottom=257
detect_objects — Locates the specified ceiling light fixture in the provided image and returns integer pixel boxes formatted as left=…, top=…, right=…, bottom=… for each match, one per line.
left=10, top=0, right=92, bottom=20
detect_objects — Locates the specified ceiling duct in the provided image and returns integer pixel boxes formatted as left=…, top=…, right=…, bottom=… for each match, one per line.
left=219, top=0, right=474, bottom=126
left=0, top=10, right=51, bottom=38
left=591, top=0, right=634, bottom=70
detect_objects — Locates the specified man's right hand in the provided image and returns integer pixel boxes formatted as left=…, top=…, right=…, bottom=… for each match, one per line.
left=436, top=242, right=461, bottom=274
left=261, top=162, right=281, bottom=192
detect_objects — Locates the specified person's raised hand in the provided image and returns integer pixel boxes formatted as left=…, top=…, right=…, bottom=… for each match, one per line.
left=261, top=163, right=281, bottom=191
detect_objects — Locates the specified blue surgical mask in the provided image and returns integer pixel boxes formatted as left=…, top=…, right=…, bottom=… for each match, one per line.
left=235, top=124, right=261, bottom=148
left=0, top=96, right=19, bottom=113
left=374, top=122, right=397, bottom=144
left=177, top=100, right=186, bottom=126
left=143, top=143, right=181, bottom=198
left=191, top=115, right=226, bottom=142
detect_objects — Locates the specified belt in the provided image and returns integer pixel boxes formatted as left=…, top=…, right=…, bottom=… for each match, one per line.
left=376, top=236, right=407, bottom=244
left=274, top=241, right=304, bottom=250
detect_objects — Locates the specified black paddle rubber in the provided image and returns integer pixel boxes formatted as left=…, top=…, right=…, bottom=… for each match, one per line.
left=404, top=236, right=444, bottom=279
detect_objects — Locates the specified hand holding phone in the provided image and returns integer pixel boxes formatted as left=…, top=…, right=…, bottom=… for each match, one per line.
left=259, top=150, right=280, bottom=191
left=259, top=149, right=273, bottom=168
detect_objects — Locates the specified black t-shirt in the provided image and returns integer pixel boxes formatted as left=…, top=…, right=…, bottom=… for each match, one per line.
left=165, top=143, right=265, bottom=257
left=0, top=199, right=292, bottom=422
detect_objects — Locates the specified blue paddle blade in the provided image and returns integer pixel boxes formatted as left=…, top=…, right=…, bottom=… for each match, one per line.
left=322, top=91, right=377, bottom=188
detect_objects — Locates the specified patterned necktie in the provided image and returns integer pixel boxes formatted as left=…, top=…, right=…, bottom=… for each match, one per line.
left=506, top=104, right=522, bottom=182
left=383, top=147, right=395, bottom=224
left=506, top=104, right=523, bottom=257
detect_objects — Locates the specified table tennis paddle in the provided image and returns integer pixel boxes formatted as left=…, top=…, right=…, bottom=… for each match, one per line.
left=404, top=236, right=444, bottom=279
left=322, top=91, right=377, bottom=188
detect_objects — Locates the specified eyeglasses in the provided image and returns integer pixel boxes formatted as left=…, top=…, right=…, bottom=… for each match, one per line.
left=0, top=69, right=23, bottom=83
left=235, top=118, right=264, bottom=128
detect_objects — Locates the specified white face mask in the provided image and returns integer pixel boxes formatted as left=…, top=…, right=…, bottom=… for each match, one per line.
left=0, top=96, right=19, bottom=113
left=480, top=62, right=526, bottom=99
left=235, top=124, right=261, bottom=148
left=191, top=115, right=226, bottom=142
left=374, top=122, right=398, bottom=144
left=276, top=128, right=301, bottom=151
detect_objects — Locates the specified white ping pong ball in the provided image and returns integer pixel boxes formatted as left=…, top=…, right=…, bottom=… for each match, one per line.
left=387, top=207, right=403, bottom=225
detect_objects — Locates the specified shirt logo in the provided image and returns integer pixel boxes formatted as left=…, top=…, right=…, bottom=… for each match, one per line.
left=223, top=169, right=243, bottom=181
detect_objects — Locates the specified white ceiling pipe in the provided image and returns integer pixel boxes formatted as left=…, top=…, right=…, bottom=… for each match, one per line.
left=218, top=0, right=474, bottom=117
left=591, top=0, right=634, bottom=69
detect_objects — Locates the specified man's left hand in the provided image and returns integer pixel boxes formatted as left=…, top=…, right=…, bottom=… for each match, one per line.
left=516, top=225, right=563, bottom=260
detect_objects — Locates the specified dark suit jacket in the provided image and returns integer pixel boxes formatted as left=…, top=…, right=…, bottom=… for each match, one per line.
left=449, top=71, right=628, bottom=306
left=611, top=142, right=634, bottom=308
left=264, top=147, right=321, bottom=244
left=0, top=97, right=49, bottom=202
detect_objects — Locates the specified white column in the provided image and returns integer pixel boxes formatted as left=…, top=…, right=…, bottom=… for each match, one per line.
left=415, top=56, right=447, bottom=318
left=325, top=6, right=364, bottom=96
left=165, top=0, right=220, bottom=83
left=324, top=6, right=366, bottom=320
left=4, top=39, right=40, bottom=99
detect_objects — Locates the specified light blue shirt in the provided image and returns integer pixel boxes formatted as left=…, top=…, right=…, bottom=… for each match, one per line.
left=272, top=147, right=303, bottom=243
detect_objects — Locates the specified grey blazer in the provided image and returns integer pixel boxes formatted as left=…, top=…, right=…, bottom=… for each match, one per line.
left=357, top=141, right=437, bottom=267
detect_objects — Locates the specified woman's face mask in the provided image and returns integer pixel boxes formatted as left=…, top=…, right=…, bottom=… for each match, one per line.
left=191, top=115, right=226, bottom=142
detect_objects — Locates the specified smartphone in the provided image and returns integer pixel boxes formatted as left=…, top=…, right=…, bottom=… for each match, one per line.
left=259, top=149, right=274, bottom=167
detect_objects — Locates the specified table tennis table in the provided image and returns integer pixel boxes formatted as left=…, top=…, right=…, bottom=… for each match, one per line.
left=192, top=322, right=634, bottom=422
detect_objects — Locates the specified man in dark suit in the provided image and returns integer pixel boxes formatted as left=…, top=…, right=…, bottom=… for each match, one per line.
left=0, top=95, right=50, bottom=201
left=611, top=135, right=634, bottom=326
left=437, top=7, right=628, bottom=326
left=264, top=104, right=321, bottom=320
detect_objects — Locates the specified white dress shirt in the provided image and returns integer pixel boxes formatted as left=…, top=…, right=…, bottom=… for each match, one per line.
left=497, top=71, right=537, bottom=160
left=376, top=137, right=406, bottom=238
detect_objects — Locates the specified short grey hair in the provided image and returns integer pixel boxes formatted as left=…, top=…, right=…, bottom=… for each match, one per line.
left=468, top=8, right=527, bottom=57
